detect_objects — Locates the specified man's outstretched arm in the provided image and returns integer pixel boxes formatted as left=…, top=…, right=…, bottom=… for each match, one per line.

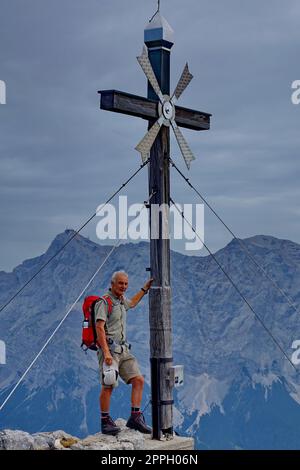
left=128, top=278, right=153, bottom=308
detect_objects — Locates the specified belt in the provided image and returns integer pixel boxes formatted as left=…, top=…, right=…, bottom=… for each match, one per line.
left=107, top=338, right=131, bottom=352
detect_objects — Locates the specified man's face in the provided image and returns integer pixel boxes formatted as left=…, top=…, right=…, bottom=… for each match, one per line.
left=111, top=274, right=128, bottom=298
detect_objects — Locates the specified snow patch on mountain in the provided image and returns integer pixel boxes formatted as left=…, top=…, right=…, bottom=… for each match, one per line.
left=251, top=371, right=281, bottom=399
left=177, top=373, right=229, bottom=433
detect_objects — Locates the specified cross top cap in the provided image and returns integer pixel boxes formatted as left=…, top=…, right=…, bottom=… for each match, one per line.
left=144, top=12, right=174, bottom=46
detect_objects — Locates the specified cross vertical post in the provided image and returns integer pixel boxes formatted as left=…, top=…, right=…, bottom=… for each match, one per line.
left=145, top=15, right=174, bottom=439
left=98, top=10, right=211, bottom=441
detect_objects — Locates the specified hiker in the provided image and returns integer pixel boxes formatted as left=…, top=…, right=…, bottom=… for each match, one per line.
left=95, top=270, right=153, bottom=435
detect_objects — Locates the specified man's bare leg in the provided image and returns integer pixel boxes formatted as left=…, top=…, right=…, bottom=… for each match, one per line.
left=100, top=385, right=113, bottom=412
left=129, top=375, right=144, bottom=408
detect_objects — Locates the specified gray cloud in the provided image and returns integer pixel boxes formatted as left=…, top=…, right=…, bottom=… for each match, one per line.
left=0, top=0, right=300, bottom=271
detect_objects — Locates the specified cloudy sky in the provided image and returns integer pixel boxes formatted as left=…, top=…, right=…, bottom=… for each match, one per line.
left=0, top=0, right=299, bottom=271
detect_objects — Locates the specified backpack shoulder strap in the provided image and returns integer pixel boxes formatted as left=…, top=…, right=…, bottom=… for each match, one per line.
left=100, top=295, right=114, bottom=316
left=87, top=296, right=113, bottom=348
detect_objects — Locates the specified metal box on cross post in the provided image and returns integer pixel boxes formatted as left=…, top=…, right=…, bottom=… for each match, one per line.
left=167, top=365, right=184, bottom=388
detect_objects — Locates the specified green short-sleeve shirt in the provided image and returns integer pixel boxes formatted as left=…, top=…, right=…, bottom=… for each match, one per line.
left=94, top=289, right=132, bottom=343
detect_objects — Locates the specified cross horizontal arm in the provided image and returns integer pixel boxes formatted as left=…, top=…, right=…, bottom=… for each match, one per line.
left=98, top=90, right=211, bottom=131
left=99, top=89, right=157, bottom=121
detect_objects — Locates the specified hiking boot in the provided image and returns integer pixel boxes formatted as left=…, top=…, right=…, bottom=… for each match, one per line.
left=101, top=416, right=120, bottom=436
left=126, top=412, right=152, bottom=434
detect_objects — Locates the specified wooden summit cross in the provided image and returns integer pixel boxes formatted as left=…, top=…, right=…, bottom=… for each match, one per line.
left=98, top=11, right=211, bottom=439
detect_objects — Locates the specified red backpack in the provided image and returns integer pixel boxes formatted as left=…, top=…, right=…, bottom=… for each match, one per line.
left=81, top=295, right=113, bottom=351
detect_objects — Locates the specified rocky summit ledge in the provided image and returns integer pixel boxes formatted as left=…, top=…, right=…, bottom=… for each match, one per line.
left=0, top=419, right=194, bottom=451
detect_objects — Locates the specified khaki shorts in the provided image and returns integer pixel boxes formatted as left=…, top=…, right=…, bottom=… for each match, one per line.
left=97, top=347, right=141, bottom=388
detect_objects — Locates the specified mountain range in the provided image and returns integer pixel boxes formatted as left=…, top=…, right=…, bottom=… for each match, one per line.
left=1, top=230, right=300, bottom=449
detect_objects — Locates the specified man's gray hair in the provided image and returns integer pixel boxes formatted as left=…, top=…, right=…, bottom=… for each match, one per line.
left=111, top=270, right=129, bottom=283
